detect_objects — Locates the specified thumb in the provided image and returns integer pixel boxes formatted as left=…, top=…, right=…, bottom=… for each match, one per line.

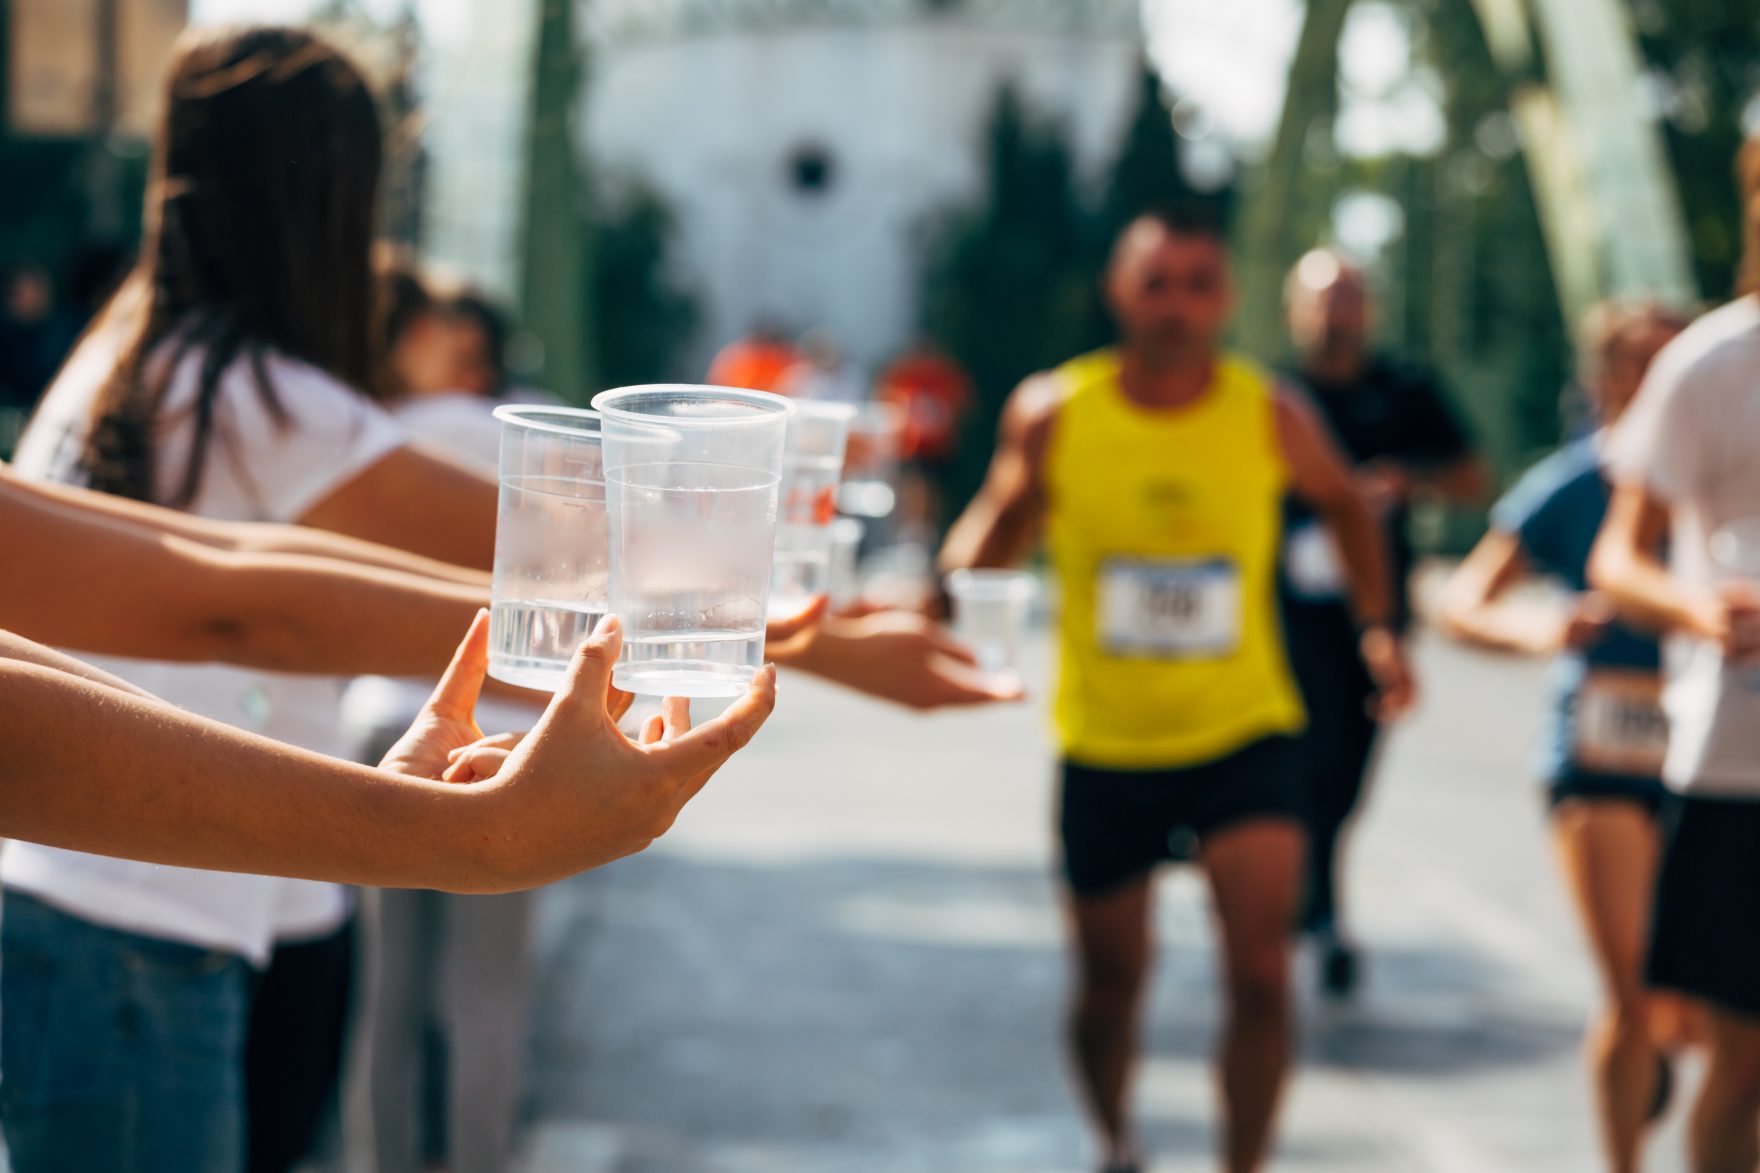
left=548, top=613, right=624, bottom=731
left=424, top=610, right=491, bottom=722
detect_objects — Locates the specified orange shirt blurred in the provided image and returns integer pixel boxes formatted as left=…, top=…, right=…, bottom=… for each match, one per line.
left=877, top=351, right=971, bottom=462
left=707, top=337, right=802, bottom=394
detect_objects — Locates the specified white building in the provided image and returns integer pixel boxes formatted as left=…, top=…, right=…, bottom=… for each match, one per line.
left=582, top=0, right=1145, bottom=376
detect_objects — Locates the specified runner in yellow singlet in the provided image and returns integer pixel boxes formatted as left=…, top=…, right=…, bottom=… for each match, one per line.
left=942, top=210, right=1415, bottom=1173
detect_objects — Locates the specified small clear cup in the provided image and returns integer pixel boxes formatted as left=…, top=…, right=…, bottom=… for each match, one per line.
left=592, top=384, right=795, bottom=697
left=1709, top=519, right=1760, bottom=688
left=946, top=569, right=1036, bottom=689
left=770, top=401, right=855, bottom=619
left=487, top=406, right=606, bottom=691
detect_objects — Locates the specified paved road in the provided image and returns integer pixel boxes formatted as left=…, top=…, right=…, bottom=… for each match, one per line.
left=517, top=630, right=1693, bottom=1172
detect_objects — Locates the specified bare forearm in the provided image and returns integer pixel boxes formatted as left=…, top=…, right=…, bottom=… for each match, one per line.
left=0, top=632, right=160, bottom=699
left=1439, top=598, right=1561, bottom=656
left=1326, top=498, right=1395, bottom=628
left=941, top=500, right=1037, bottom=572
left=1, top=660, right=502, bottom=891
left=1589, top=541, right=1697, bottom=635
left=1419, top=455, right=1490, bottom=505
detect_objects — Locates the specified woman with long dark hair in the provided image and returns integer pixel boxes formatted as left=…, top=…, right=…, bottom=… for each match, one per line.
left=4, top=26, right=507, bottom=1173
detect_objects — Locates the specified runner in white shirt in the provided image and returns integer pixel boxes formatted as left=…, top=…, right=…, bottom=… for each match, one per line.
left=1592, top=134, right=1760, bottom=1173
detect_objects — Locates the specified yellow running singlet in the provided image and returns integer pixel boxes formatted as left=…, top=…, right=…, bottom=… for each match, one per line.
left=1046, top=349, right=1306, bottom=768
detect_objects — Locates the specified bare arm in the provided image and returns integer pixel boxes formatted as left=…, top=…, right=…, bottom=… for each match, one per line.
left=1588, top=481, right=1758, bottom=653
left=6, top=469, right=488, bottom=586
left=1276, top=392, right=1393, bottom=629
left=1275, top=391, right=1414, bottom=715
left=1420, top=454, right=1492, bottom=504
left=1439, top=529, right=1602, bottom=656
left=0, top=617, right=774, bottom=894
left=3, top=472, right=498, bottom=674
left=939, top=374, right=1061, bottom=573
left=297, top=441, right=500, bottom=570
left=0, top=630, right=160, bottom=698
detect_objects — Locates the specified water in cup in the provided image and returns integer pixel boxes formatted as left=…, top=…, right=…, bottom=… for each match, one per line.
left=769, top=403, right=854, bottom=618
left=594, top=384, right=794, bottom=697
left=487, top=408, right=608, bottom=690
left=1710, top=519, right=1760, bottom=690
left=947, top=568, right=1036, bottom=686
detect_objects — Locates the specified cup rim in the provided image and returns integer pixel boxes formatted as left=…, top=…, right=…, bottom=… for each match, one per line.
left=591, top=384, right=797, bottom=428
left=491, top=403, right=602, bottom=439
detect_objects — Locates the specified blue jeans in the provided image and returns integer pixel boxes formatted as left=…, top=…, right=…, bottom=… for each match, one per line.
left=1, top=891, right=250, bottom=1173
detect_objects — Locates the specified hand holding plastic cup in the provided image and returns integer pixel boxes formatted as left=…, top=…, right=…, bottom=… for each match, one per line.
left=1708, top=520, right=1760, bottom=676
left=770, top=401, right=855, bottom=618
left=945, top=569, right=1036, bottom=690
left=487, top=406, right=607, bottom=691
left=592, top=384, right=795, bottom=697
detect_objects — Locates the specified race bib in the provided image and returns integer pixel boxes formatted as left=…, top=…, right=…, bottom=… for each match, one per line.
left=1284, top=520, right=1347, bottom=601
left=1097, top=557, right=1241, bottom=659
left=1573, top=669, right=1668, bottom=777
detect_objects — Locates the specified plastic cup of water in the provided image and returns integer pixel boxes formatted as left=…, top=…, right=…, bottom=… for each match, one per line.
left=828, top=517, right=866, bottom=612
left=946, top=569, right=1036, bottom=688
left=770, top=401, right=855, bottom=619
left=592, top=384, right=795, bottom=697
left=1710, top=519, right=1760, bottom=685
left=487, top=406, right=606, bottom=691
left=837, top=402, right=906, bottom=520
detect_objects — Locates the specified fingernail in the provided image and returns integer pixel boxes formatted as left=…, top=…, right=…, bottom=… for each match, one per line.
left=594, top=613, right=621, bottom=637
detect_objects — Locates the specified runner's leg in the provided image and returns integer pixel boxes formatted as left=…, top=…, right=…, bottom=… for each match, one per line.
left=1551, top=798, right=1662, bottom=1173
left=1688, top=1009, right=1760, bottom=1173
left=1066, top=876, right=1154, bottom=1169
left=1204, top=819, right=1304, bottom=1173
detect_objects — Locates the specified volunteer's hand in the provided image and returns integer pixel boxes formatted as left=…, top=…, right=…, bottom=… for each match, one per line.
left=1360, top=625, right=1416, bottom=721
left=381, top=611, right=777, bottom=885
left=765, top=595, right=830, bottom=661
left=793, top=611, right=1026, bottom=710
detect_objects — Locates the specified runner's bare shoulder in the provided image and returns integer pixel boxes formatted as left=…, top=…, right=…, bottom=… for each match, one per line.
left=1002, top=371, right=1069, bottom=469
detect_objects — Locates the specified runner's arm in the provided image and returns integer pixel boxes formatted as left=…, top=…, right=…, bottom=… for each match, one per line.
left=1275, top=391, right=1394, bottom=630
left=1589, top=481, right=1758, bottom=655
left=1275, top=391, right=1415, bottom=715
left=940, top=374, right=1060, bottom=572
left=1440, top=529, right=1606, bottom=656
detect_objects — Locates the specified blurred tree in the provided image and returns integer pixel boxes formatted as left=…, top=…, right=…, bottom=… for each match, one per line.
left=520, top=0, right=596, bottom=404
left=590, top=180, right=699, bottom=388
left=1631, top=0, right=1760, bottom=299
left=918, top=84, right=1093, bottom=511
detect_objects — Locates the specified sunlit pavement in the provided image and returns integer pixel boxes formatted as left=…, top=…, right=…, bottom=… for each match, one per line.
left=517, top=627, right=1695, bottom=1172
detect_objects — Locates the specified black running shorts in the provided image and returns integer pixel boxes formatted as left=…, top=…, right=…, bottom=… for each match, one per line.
left=1059, top=736, right=1305, bottom=897
left=1647, top=792, right=1760, bottom=1021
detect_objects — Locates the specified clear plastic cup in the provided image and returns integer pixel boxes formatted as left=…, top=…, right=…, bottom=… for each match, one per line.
left=769, top=401, right=855, bottom=618
left=487, top=406, right=607, bottom=691
left=946, top=568, right=1036, bottom=686
left=837, top=402, right=906, bottom=520
left=592, top=384, right=795, bottom=697
left=828, top=517, right=866, bottom=612
left=1710, top=520, right=1760, bottom=686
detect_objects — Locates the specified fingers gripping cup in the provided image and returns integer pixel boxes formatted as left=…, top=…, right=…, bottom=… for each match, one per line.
left=487, top=406, right=608, bottom=690
left=592, top=385, right=795, bottom=697
left=946, top=569, right=1036, bottom=687
left=770, top=401, right=856, bottom=619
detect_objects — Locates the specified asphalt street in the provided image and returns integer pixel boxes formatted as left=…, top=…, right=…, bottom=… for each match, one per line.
left=516, top=627, right=1693, bottom=1172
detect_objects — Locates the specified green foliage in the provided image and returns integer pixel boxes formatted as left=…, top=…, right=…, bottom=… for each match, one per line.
left=1631, top=0, right=1760, bottom=299
left=590, top=180, right=699, bottom=388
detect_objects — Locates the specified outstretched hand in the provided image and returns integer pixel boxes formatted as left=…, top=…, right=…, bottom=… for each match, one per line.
left=379, top=610, right=777, bottom=886
left=793, top=611, right=1026, bottom=711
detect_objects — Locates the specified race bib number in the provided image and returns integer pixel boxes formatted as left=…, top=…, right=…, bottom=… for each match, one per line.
left=1573, top=669, right=1668, bottom=777
left=1097, top=557, right=1241, bottom=659
left=1284, top=521, right=1347, bottom=601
